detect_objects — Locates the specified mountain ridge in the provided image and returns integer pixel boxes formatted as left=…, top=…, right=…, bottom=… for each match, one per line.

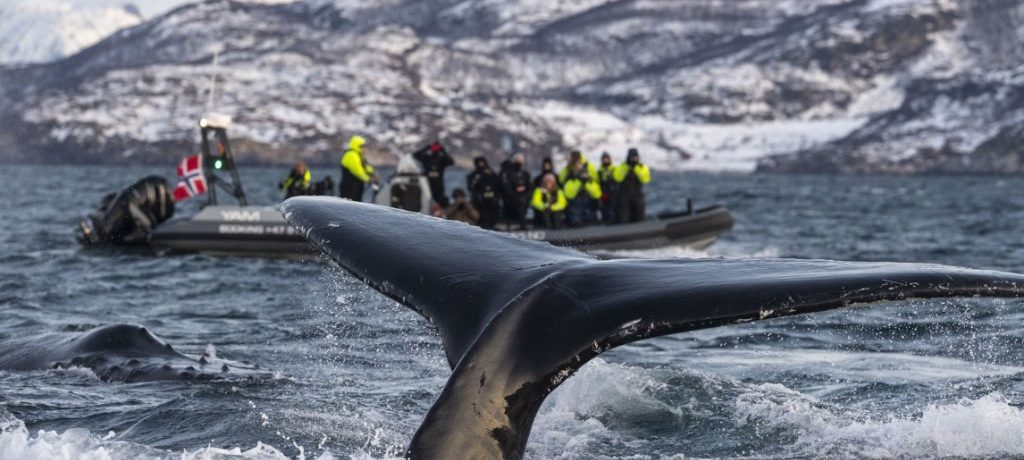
left=2, top=0, right=1022, bottom=173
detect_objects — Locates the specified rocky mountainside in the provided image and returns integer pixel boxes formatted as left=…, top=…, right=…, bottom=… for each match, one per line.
left=1, top=0, right=1022, bottom=172
left=759, top=0, right=1024, bottom=173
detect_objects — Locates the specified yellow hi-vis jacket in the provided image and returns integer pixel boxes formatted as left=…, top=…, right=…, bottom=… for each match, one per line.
left=612, top=162, right=651, bottom=184
left=558, top=155, right=602, bottom=200
left=280, top=169, right=311, bottom=192
left=531, top=187, right=567, bottom=212
left=341, top=136, right=374, bottom=183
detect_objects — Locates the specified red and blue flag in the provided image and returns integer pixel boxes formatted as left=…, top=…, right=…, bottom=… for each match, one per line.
left=173, top=155, right=208, bottom=201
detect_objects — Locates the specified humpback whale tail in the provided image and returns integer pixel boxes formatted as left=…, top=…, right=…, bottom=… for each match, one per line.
left=283, top=196, right=1024, bottom=459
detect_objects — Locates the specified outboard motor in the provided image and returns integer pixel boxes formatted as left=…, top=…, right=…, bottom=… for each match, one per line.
left=77, top=176, right=175, bottom=245
left=373, top=154, right=433, bottom=214
left=311, top=176, right=335, bottom=196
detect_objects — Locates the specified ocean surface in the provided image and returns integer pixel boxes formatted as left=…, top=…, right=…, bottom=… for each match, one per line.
left=3, top=164, right=1024, bottom=459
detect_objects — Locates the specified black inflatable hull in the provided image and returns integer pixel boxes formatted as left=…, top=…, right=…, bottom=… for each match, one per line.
left=150, top=206, right=316, bottom=257
left=505, top=205, right=733, bottom=251
left=147, top=204, right=733, bottom=257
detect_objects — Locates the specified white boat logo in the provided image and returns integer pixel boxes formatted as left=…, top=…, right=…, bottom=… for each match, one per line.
left=220, top=210, right=261, bottom=222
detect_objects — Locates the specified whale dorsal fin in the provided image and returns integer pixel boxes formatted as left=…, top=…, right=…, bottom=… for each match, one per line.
left=283, top=197, right=1024, bottom=459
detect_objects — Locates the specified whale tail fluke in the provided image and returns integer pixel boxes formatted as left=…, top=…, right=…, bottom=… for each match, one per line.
left=283, top=196, right=1024, bottom=459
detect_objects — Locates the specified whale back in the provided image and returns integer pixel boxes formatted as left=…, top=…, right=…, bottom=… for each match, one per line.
left=0, top=324, right=274, bottom=383
left=66, top=324, right=184, bottom=357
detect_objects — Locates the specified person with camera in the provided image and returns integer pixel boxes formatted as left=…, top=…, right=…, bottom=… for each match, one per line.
left=467, top=156, right=502, bottom=229
left=413, top=140, right=454, bottom=207
left=500, top=153, right=531, bottom=230
left=444, top=188, right=480, bottom=224
left=613, top=148, right=651, bottom=223
left=558, top=150, right=601, bottom=227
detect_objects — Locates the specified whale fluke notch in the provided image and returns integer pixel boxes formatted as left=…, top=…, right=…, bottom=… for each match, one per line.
left=283, top=196, right=1024, bottom=459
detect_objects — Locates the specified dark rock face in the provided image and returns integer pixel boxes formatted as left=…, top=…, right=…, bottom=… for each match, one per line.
left=1, top=0, right=1022, bottom=173
left=759, top=67, right=1024, bottom=174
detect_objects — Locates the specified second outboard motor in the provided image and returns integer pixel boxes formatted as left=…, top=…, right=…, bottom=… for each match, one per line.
left=373, top=154, right=433, bottom=214
left=311, top=176, right=335, bottom=196
left=77, top=176, right=175, bottom=245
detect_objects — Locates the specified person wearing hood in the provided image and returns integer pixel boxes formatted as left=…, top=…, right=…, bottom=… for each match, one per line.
left=373, top=154, right=433, bottom=214
left=532, top=157, right=555, bottom=189
left=613, top=147, right=651, bottom=223
left=339, top=135, right=378, bottom=201
left=500, top=153, right=531, bottom=230
left=597, top=152, right=618, bottom=223
left=279, top=161, right=312, bottom=198
left=467, top=156, right=501, bottom=229
left=558, top=150, right=602, bottom=227
left=412, top=140, right=454, bottom=207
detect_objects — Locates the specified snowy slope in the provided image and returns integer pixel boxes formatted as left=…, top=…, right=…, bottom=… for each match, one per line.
left=0, top=0, right=297, bottom=65
left=0, top=0, right=192, bottom=65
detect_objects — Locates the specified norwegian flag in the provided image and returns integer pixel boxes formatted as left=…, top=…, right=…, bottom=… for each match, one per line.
left=173, top=155, right=208, bottom=202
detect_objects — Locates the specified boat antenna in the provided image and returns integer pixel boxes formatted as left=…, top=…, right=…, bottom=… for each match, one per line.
left=206, top=50, right=220, bottom=112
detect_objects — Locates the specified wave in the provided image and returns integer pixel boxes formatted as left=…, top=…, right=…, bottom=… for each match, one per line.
left=736, top=387, right=1024, bottom=458
left=0, top=407, right=334, bottom=460
left=528, top=358, right=1024, bottom=458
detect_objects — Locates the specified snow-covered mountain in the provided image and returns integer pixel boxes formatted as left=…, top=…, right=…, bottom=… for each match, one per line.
left=0, top=0, right=298, bottom=65
left=0, top=0, right=194, bottom=65
left=1, top=0, right=1023, bottom=173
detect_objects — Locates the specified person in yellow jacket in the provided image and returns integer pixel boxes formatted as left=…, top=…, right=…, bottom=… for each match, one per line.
left=531, top=173, right=567, bottom=228
left=612, top=148, right=651, bottom=223
left=339, top=135, right=377, bottom=201
left=558, top=150, right=601, bottom=227
left=279, top=161, right=311, bottom=198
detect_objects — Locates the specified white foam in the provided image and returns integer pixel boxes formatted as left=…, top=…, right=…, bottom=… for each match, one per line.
left=0, top=407, right=334, bottom=460
left=530, top=360, right=660, bottom=457
left=736, top=389, right=1024, bottom=458
left=529, top=357, right=1024, bottom=458
left=690, top=348, right=1024, bottom=384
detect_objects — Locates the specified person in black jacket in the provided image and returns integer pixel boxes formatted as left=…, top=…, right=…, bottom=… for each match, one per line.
left=532, top=157, right=555, bottom=189
left=467, top=156, right=501, bottom=229
left=597, top=152, right=617, bottom=223
left=500, top=153, right=531, bottom=230
left=412, top=140, right=454, bottom=207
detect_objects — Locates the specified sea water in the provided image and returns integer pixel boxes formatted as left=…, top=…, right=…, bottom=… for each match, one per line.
left=2, top=165, right=1024, bottom=459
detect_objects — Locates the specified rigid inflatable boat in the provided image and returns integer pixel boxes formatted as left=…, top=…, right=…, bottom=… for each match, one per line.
left=77, top=118, right=733, bottom=257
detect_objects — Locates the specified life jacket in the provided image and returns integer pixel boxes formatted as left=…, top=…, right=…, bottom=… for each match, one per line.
left=613, top=162, right=651, bottom=195
left=559, top=156, right=602, bottom=200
